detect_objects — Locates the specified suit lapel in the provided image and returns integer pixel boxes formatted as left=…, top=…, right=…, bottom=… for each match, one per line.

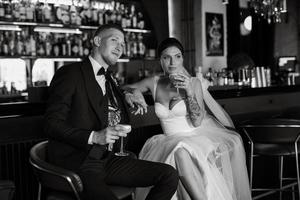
left=80, top=59, right=107, bottom=126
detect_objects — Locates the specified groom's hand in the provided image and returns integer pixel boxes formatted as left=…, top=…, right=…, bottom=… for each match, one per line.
left=124, top=89, right=148, bottom=115
left=93, top=126, right=129, bottom=145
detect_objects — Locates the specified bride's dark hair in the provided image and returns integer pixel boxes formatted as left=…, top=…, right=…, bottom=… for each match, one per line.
left=157, top=38, right=184, bottom=57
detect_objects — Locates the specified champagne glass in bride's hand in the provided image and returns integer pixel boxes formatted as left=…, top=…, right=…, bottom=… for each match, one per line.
left=169, top=73, right=182, bottom=100
left=115, top=124, right=132, bottom=156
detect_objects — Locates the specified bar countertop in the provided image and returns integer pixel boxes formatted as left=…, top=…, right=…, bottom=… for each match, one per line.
left=1, top=84, right=300, bottom=117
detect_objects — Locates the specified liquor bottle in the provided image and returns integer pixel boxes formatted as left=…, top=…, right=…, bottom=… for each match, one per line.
left=124, top=32, right=131, bottom=57
left=69, top=2, right=78, bottom=25
left=137, top=33, right=145, bottom=57
left=2, top=31, right=9, bottom=55
left=35, top=0, right=43, bottom=22
left=98, top=8, right=104, bottom=25
left=0, top=0, right=5, bottom=20
left=78, top=37, right=83, bottom=57
left=71, top=35, right=79, bottom=56
left=205, top=68, right=214, bottom=86
left=130, top=5, right=137, bottom=28
left=19, top=0, right=26, bottom=21
left=125, top=7, right=131, bottom=28
left=82, top=32, right=90, bottom=56
left=26, top=0, right=35, bottom=22
left=12, top=0, right=20, bottom=21
left=130, top=33, right=137, bottom=57
left=137, top=12, right=145, bottom=29
left=52, top=33, right=60, bottom=56
left=37, top=33, right=45, bottom=56
left=66, top=33, right=72, bottom=56
left=43, top=1, right=51, bottom=23
left=60, top=37, right=67, bottom=56
left=85, top=2, right=92, bottom=25
left=29, top=33, right=36, bottom=56
left=110, top=1, right=116, bottom=24
left=45, top=33, right=52, bottom=56
left=115, top=2, right=121, bottom=25
left=8, top=31, right=15, bottom=56
left=0, top=32, right=3, bottom=55
left=104, top=7, right=112, bottom=24
left=91, top=1, right=98, bottom=25
left=16, top=31, right=24, bottom=55
left=4, top=0, right=12, bottom=21
left=120, top=4, right=127, bottom=28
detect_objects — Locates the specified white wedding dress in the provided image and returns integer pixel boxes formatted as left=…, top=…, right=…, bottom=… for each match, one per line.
left=135, top=76, right=251, bottom=200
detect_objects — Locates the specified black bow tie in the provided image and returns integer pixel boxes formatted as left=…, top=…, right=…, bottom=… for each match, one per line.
left=97, top=68, right=106, bottom=76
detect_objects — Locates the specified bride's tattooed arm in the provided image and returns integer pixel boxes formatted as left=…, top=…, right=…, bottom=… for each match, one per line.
left=185, top=95, right=205, bottom=127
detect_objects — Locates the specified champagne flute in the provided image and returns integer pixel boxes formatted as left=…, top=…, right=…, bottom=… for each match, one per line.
left=169, top=73, right=181, bottom=100
left=115, top=124, right=132, bottom=156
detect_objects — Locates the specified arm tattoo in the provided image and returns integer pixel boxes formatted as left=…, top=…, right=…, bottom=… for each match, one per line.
left=185, top=95, right=203, bottom=124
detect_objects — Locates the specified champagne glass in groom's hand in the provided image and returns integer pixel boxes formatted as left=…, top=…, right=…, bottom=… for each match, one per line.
left=114, top=124, right=132, bottom=156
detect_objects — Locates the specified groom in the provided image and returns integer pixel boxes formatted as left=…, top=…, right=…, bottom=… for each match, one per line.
left=44, top=23, right=179, bottom=200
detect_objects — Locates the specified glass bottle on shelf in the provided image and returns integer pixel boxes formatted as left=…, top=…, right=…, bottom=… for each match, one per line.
left=69, top=2, right=78, bottom=25
left=16, top=31, right=24, bottom=56
left=115, top=2, right=122, bottom=25
left=120, top=4, right=127, bottom=28
left=26, top=0, right=35, bottom=22
left=130, top=33, right=138, bottom=58
left=2, top=31, right=9, bottom=55
left=60, top=36, right=67, bottom=56
left=43, top=0, right=52, bottom=23
left=52, top=33, right=60, bottom=56
left=12, top=0, right=20, bottom=21
left=82, top=32, right=90, bottom=56
left=91, top=1, right=98, bottom=26
left=4, top=0, right=12, bottom=21
left=0, top=0, right=5, bottom=21
left=35, top=0, right=43, bottom=22
left=130, top=4, right=137, bottom=28
left=71, top=35, right=79, bottom=57
left=8, top=31, right=15, bottom=56
left=98, top=7, right=104, bottom=25
left=137, top=12, right=145, bottom=29
left=110, top=1, right=117, bottom=24
left=45, top=33, right=52, bottom=56
left=137, top=33, right=145, bottom=58
left=29, top=32, right=36, bottom=56
left=205, top=68, right=214, bottom=86
left=19, top=0, right=26, bottom=21
left=125, top=7, right=131, bottom=28
left=66, top=33, right=72, bottom=56
left=36, top=33, right=45, bottom=56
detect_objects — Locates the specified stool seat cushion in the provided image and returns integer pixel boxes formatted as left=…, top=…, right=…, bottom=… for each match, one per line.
left=254, top=143, right=295, bottom=156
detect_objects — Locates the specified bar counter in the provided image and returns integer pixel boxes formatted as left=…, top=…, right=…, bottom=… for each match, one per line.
left=1, top=84, right=300, bottom=120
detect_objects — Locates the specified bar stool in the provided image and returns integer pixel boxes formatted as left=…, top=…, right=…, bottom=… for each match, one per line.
left=240, top=118, right=300, bottom=200
left=29, top=140, right=135, bottom=200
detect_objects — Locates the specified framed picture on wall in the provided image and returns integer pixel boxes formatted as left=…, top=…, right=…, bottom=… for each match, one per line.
left=205, top=12, right=224, bottom=56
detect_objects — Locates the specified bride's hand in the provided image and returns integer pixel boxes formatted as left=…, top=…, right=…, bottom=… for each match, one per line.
left=172, top=74, right=193, bottom=97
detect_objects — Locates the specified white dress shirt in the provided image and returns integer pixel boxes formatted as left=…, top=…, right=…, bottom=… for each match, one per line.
left=88, top=56, right=109, bottom=144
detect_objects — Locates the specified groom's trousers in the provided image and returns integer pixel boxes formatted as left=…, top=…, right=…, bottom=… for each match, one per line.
left=78, top=153, right=179, bottom=200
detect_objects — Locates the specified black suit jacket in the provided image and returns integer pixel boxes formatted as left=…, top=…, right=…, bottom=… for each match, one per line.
left=44, top=59, right=128, bottom=171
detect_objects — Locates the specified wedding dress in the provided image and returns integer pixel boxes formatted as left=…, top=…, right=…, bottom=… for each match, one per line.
left=135, top=76, right=251, bottom=200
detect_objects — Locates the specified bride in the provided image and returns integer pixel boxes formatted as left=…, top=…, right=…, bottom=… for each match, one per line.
left=123, top=38, right=251, bottom=200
